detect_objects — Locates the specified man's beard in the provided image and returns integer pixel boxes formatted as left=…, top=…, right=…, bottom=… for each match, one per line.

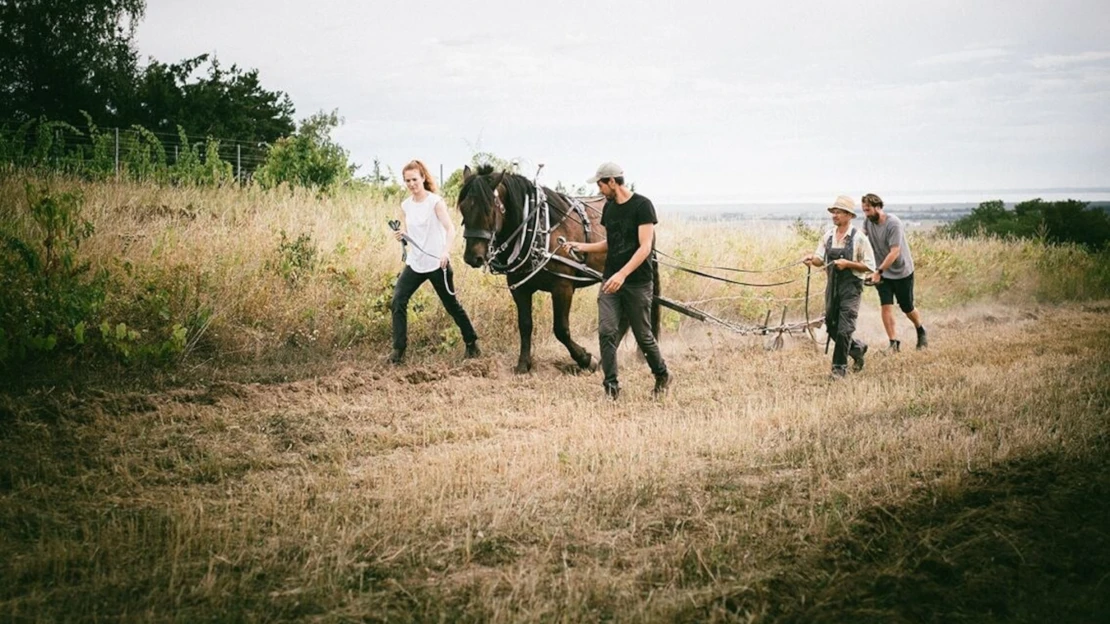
left=867, top=214, right=880, bottom=223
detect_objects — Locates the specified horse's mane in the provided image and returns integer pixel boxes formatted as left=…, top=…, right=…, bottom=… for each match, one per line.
left=459, top=168, right=535, bottom=213
left=458, top=167, right=570, bottom=220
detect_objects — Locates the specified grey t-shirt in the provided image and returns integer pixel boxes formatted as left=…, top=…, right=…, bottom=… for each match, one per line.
left=863, top=214, right=914, bottom=279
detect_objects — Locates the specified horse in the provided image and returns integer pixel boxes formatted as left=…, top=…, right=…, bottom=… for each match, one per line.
left=456, top=164, right=660, bottom=374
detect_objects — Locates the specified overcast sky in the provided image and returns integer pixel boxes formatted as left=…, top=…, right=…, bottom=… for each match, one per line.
left=135, top=0, right=1110, bottom=204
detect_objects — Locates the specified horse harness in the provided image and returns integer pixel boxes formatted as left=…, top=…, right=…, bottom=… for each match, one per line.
left=464, top=183, right=603, bottom=290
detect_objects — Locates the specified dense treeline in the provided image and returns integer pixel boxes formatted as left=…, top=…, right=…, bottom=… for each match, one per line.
left=945, top=199, right=1110, bottom=250
left=0, top=1, right=293, bottom=158
left=0, top=0, right=359, bottom=189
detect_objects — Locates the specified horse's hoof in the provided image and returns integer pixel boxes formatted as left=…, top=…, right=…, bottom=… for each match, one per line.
left=514, top=362, right=532, bottom=375
left=583, top=355, right=598, bottom=373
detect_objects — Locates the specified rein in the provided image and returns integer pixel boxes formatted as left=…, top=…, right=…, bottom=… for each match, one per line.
left=474, top=178, right=600, bottom=290
left=387, top=219, right=456, bottom=296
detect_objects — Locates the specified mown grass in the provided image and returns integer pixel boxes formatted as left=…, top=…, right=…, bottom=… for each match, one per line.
left=1, top=175, right=1109, bottom=622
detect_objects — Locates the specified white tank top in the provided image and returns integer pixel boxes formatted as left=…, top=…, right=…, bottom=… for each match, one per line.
left=401, top=192, right=446, bottom=273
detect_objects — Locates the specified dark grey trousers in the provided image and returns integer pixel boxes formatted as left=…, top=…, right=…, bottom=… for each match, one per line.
left=828, top=275, right=865, bottom=370
left=598, top=280, right=667, bottom=389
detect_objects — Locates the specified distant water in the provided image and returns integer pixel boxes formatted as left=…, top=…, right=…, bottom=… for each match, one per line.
left=660, top=189, right=1110, bottom=227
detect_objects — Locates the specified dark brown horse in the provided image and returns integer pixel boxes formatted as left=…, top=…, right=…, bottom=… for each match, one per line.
left=458, top=164, right=658, bottom=374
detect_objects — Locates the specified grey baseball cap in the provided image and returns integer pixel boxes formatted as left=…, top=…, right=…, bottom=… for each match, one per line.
left=586, top=162, right=623, bottom=184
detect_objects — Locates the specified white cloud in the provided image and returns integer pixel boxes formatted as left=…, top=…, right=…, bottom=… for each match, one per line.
left=134, top=1, right=1110, bottom=201
left=1030, top=51, right=1110, bottom=69
left=914, top=48, right=1011, bottom=67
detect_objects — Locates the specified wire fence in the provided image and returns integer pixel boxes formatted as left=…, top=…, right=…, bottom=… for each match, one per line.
left=0, top=117, right=272, bottom=185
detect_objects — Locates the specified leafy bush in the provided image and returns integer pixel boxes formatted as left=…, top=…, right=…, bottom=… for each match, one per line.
left=254, top=111, right=353, bottom=191
left=272, top=231, right=319, bottom=287
left=0, top=184, right=201, bottom=370
left=0, top=184, right=106, bottom=364
left=0, top=117, right=238, bottom=186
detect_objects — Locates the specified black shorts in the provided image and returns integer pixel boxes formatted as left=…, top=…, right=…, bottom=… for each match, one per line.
left=876, top=272, right=915, bottom=314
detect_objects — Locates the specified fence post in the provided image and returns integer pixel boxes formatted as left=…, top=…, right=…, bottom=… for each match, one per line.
left=114, top=127, right=120, bottom=181
left=237, top=143, right=242, bottom=184
left=440, top=164, right=444, bottom=187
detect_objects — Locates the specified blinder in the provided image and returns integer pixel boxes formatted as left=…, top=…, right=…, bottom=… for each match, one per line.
left=461, top=188, right=504, bottom=242
left=464, top=227, right=495, bottom=241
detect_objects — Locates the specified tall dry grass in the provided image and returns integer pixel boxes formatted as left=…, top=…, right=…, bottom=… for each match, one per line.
left=3, top=173, right=1107, bottom=371
left=2, top=175, right=1109, bottom=620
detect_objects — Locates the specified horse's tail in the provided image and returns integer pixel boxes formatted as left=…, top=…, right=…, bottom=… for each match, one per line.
left=651, top=251, right=661, bottom=340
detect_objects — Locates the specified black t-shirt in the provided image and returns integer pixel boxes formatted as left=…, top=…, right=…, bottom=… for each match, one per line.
left=600, top=193, right=658, bottom=285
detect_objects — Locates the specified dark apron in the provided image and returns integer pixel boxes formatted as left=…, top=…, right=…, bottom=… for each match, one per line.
left=825, top=230, right=864, bottom=369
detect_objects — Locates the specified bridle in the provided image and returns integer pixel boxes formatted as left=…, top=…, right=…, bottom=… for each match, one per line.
left=461, top=187, right=505, bottom=243
left=463, top=175, right=601, bottom=290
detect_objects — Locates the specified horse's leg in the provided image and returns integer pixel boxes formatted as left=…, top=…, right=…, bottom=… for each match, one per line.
left=552, top=281, right=596, bottom=371
left=511, top=288, right=535, bottom=374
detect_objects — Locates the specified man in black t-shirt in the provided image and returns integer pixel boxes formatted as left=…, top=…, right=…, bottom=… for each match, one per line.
left=565, top=162, right=670, bottom=400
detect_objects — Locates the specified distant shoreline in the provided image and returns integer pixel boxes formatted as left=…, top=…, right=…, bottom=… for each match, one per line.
left=664, top=199, right=1110, bottom=226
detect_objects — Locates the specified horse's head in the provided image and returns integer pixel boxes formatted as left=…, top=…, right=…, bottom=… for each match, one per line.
left=458, top=164, right=509, bottom=268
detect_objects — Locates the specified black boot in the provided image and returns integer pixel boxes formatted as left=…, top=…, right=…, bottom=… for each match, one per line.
left=389, top=349, right=405, bottom=365
left=916, top=326, right=928, bottom=350
left=465, top=341, right=481, bottom=359
left=652, top=371, right=672, bottom=399
left=850, top=343, right=868, bottom=372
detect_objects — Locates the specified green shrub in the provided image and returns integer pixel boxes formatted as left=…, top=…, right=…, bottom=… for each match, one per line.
left=0, top=184, right=106, bottom=365
left=254, top=111, right=352, bottom=191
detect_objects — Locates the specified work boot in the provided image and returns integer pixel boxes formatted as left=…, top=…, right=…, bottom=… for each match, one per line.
left=850, top=343, right=868, bottom=372
left=884, top=339, right=901, bottom=354
left=829, top=366, right=848, bottom=380
left=652, top=371, right=672, bottom=399
left=389, top=348, right=405, bottom=365
left=464, top=341, right=481, bottom=359
left=916, top=326, right=928, bottom=350
left=604, top=383, right=620, bottom=401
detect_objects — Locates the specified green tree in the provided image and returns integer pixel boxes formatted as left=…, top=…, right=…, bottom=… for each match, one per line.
left=0, top=0, right=145, bottom=127
left=254, top=110, right=354, bottom=190
left=125, top=54, right=295, bottom=164
left=946, top=198, right=1110, bottom=249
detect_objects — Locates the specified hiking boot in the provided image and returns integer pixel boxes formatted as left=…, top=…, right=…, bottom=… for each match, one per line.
left=829, top=366, right=848, bottom=380
left=884, top=339, right=901, bottom=354
left=916, top=326, right=928, bottom=350
left=604, top=384, right=620, bottom=401
left=652, top=371, right=672, bottom=399
left=389, top=349, right=405, bottom=365
left=464, top=341, right=481, bottom=359
left=850, top=344, right=868, bottom=372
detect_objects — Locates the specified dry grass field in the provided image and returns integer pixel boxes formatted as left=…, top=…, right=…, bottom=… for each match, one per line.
left=1, top=178, right=1109, bottom=622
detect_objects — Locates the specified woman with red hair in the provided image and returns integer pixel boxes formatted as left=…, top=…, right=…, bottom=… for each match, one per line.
left=389, top=160, right=480, bottom=364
